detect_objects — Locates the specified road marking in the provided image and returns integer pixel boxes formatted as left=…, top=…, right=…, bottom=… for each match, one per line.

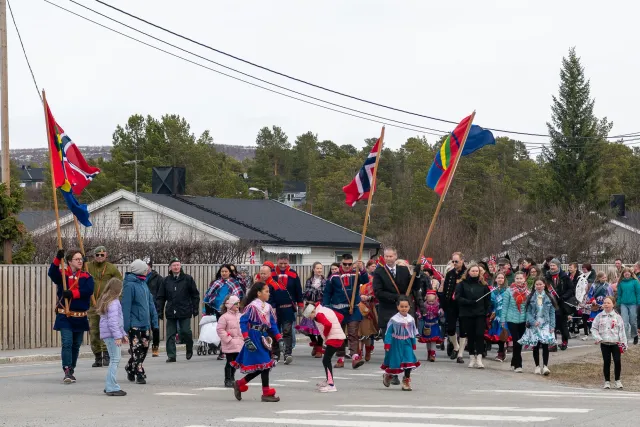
left=248, top=383, right=286, bottom=387
left=0, top=371, right=58, bottom=379
left=474, top=390, right=640, bottom=397
left=276, top=379, right=309, bottom=383
left=311, top=376, right=351, bottom=380
left=155, top=392, right=198, bottom=396
left=228, top=418, right=480, bottom=427
left=338, top=405, right=590, bottom=413
left=528, top=394, right=640, bottom=399
left=277, top=410, right=553, bottom=423
left=193, top=387, right=228, bottom=391
left=344, top=373, right=380, bottom=377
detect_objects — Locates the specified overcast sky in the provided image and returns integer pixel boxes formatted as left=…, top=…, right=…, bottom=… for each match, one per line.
left=6, top=0, right=639, bottom=153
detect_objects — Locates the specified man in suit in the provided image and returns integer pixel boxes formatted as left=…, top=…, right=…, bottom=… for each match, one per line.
left=441, top=251, right=467, bottom=362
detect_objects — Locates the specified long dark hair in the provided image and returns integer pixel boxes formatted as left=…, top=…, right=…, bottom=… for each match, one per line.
left=215, top=264, right=237, bottom=281
left=526, top=278, right=558, bottom=310
left=307, top=261, right=324, bottom=282
left=241, top=281, right=268, bottom=309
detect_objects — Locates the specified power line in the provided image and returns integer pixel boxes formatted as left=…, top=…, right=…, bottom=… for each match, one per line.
left=66, top=0, right=450, bottom=136
left=43, top=0, right=445, bottom=137
left=93, top=0, right=640, bottom=140
left=7, top=0, right=41, bottom=101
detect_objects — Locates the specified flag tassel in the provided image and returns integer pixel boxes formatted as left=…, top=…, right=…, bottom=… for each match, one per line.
left=407, top=111, right=476, bottom=296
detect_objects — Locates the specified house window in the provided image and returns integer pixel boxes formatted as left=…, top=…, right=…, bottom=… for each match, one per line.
left=119, top=211, right=134, bottom=229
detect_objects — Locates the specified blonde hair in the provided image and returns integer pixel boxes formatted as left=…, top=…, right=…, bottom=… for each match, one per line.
left=620, top=267, right=637, bottom=281
left=97, top=278, right=123, bottom=315
left=607, top=267, right=619, bottom=284
left=596, top=271, right=607, bottom=282
left=459, top=263, right=487, bottom=285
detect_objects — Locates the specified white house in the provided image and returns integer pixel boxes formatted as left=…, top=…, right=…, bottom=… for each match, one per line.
left=28, top=189, right=381, bottom=265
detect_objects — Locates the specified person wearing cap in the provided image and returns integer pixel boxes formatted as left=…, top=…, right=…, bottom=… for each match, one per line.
left=145, top=260, right=163, bottom=357
left=86, top=246, right=122, bottom=368
left=545, top=258, right=575, bottom=351
left=156, top=257, right=200, bottom=362
left=121, top=259, right=159, bottom=384
left=498, top=258, right=515, bottom=285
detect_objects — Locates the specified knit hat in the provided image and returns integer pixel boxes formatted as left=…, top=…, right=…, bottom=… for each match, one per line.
left=550, top=258, right=562, bottom=270
left=130, top=259, right=148, bottom=276
left=302, top=303, right=316, bottom=319
left=169, top=257, right=180, bottom=267
left=93, top=246, right=107, bottom=255
left=225, top=295, right=240, bottom=309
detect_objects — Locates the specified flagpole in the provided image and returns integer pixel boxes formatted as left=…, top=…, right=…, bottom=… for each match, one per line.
left=406, top=111, right=476, bottom=296
left=72, top=216, right=97, bottom=306
left=350, top=126, right=385, bottom=315
left=43, top=89, right=70, bottom=315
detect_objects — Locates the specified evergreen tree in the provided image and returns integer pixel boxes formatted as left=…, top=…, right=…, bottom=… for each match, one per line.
left=543, top=47, right=613, bottom=206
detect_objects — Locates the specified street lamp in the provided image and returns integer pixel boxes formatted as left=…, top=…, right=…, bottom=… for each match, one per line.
left=248, top=187, right=268, bottom=199
left=124, top=159, right=142, bottom=195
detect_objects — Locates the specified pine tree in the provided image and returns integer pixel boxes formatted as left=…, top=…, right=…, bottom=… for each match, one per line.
left=544, top=47, right=612, bottom=206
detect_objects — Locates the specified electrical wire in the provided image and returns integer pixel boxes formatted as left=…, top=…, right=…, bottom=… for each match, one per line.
left=93, top=0, right=640, bottom=141
left=7, top=0, right=41, bottom=101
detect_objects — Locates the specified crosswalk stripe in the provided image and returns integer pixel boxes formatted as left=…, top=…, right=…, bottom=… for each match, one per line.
left=277, top=409, right=554, bottom=423
left=155, top=392, right=198, bottom=396
left=345, top=373, right=380, bottom=377
left=277, top=379, right=310, bottom=383
left=310, top=376, right=351, bottom=380
left=474, top=389, right=640, bottom=396
left=338, top=405, right=590, bottom=414
left=528, top=394, right=639, bottom=399
left=228, top=418, right=481, bottom=427
left=193, top=387, right=227, bottom=391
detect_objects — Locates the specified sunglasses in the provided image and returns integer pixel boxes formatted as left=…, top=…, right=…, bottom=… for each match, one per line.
left=452, top=260, right=459, bottom=264
left=95, top=254, right=106, bottom=258
left=342, top=262, right=353, bottom=267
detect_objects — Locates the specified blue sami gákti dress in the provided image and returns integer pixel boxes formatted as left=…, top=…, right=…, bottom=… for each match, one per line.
left=381, top=313, right=421, bottom=374
left=231, top=299, right=281, bottom=374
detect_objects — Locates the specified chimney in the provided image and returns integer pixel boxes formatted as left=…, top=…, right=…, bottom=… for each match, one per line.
left=610, top=194, right=626, bottom=218
left=152, top=167, right=186, bottom=195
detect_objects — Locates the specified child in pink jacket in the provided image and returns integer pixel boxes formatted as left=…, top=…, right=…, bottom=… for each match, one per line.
left=216, top=295, right=244, bottom=388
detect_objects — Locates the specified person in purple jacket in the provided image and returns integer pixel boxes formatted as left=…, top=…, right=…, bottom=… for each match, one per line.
left=97, top=277, right=128, bottom=396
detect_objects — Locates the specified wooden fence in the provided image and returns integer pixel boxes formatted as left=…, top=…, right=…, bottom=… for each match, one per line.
left=0, top=263, right=620, bottom=350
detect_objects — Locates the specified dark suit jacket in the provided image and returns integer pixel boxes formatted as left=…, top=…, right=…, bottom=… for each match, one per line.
left=372, top=264, right=425, bottom=330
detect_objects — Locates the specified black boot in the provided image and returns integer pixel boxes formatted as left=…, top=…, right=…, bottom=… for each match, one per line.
left=102, top=351, right=110, bottom=367
left=136, top=373, right=146, bottom=384
left=92, top=353, right=102, bottom=368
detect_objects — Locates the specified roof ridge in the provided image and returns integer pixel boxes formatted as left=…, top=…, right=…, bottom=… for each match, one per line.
left=171, top=195, right=285, bottom=242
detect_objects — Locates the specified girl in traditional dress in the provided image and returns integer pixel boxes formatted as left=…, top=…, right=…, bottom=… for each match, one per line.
left=296, top=262, right=327, bottom=358
left=519, top=279, right=557, bottom=375
left=359, top=260, right=379, bottom=362
left=381, top=296, right=420, bottom=391
left=232, top=282, right=282, bottom=402
left=500, top=272, right=530, bottom=373
left=418, top=290, right=442, bottom=362
left=487, top=273, right=510, bottom=362
left=587, top=271, right=614, bottom=324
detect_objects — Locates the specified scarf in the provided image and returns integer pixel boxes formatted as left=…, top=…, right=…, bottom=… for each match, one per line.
left=387, top=312, right=418, bottom=340
left=244, top=298, right=273, bottom=327
left=311, top=276, right=323, bottom=289
left=424, top=300, right=439, bottom=319
left=266, top=277, right=285, bottom=291
left=512, top=283, right=529, bottom=312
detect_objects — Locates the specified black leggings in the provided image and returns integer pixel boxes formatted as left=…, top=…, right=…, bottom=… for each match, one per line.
left=532, top=343, right=549, bottom=367
left=462, top=316, right=486, bottom=356
left=152, top=328, right=160, bottom=348
left=243, top=368, right=270, bottom=387
left=404, top=369, right=411, bottom=378
left=555, top=313, right=570, bottom=343
left=507, top=322, right=527, bottom=368
left=582, top=313, right=591, bottom=335
left=310, top=335, right=325, bottom=347
left=225, top=352, right=238, bottom=381
left=498, top=341, right=505, bottom=353
left=600, top=343, right=621, bottom=382
left=323, top=345, right=339, bottom=384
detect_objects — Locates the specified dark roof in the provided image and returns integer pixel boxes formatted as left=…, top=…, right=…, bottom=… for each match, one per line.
left=19, top=210, right=70, bottom=231
left=282, top=181, right=306, bottom=193
left=137, top=193, right=379, bottom=248
left=0, top=167, right=45, bottom=182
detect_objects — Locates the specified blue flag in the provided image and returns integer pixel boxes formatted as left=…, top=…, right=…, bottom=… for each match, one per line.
left=61, top=189, right=92, bottom=227
left=461, top=124, right=496, bottom=156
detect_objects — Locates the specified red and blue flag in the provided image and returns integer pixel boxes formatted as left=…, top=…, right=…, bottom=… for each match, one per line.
left=343, top=138, right=381, bottom=206
left=426, top=115, right=495, bottom=196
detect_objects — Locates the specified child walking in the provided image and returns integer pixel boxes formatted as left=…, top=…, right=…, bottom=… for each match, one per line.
left=519, top=279, right=557, bottom=376
left=232, top=282, right=283, bottom=402
left=418, top=290, right=442, bottom=362
left=500, top=272, right=529, bottom=373
left=381, top=296, right=420, bottom=391
left=97, top=278, right=128, bottom=396
left=296, top=262, right=326, bottom=358
left=592, top=296, right=627, bottom=389
left=216, top=295, right=243, bottom=388
left=302, top=302, right=346, bottom=393
left=488, top=273, right=510, bottom=362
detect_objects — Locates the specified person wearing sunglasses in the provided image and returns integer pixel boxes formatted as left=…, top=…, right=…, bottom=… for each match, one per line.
left=48, top=248, right=95, bottom=384
left=323, top=253, right=369, bottom=369
left=86, top=246, right=122, bottom=368
left=441, top=251, right=467, bottom=363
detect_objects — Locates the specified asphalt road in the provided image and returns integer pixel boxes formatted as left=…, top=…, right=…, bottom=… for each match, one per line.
left=0, top=342, right=638, bottom=427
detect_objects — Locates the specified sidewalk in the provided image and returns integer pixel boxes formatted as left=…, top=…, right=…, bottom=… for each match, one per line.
left=0, top=336, right=309, bottom=365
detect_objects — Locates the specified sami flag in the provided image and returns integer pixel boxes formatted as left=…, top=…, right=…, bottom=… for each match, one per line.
left=61, top=188, right=92, bottom=227
left=426, top=115, right=495, bottom=196
left=343, top=138, right=381, bottom=206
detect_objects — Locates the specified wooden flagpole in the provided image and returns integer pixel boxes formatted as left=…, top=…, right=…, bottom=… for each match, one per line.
left=43, top=89, right=70, bottom=315
left=349, top=126, right=385, bottom=315
left=73, top=216, right=97, bottom=306
left=406, top=111, right=476, bottom=296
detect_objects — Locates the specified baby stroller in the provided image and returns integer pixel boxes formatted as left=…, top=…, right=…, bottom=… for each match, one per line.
left=196, top=314, right=221, bottom=356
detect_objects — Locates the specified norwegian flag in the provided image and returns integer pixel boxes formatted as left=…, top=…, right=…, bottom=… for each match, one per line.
left=421, top=256, right=444, bottom=282
left=342, top=138, right=381, bottom=207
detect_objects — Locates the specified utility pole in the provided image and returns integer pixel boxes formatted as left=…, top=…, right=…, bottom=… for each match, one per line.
left=0, top=0, right=11, bottom=263
left=124, top=158, right=141, bottom=195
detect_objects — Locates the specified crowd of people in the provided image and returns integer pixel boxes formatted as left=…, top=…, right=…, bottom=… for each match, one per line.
left=47, top=246, right=640, bottom=401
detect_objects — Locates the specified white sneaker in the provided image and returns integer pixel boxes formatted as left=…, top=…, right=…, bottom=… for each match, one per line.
left=468, top=355, right=477, bottom=368
left=515, top=367, right=523, bottom=373
left=316, top=380, right=328, bottom=388
left=615, top=381, right=623, bottom=389
left=318, top=384, right=337, bottom=393
left=603, top=381, right=611, bottom=389
left=534, top=366, right=542, bottom=375
left=542, top=366, right=550, bottom=376
left=580, top=335, right=589, bottom=341
left=476, top=355, right=485, bottom=369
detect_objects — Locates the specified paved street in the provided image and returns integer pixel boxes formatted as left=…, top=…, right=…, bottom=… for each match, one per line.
left=1, top=342, right=638, bottom=427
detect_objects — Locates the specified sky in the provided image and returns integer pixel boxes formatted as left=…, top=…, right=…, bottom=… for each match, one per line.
left=5, top=0, right=640, bottom=153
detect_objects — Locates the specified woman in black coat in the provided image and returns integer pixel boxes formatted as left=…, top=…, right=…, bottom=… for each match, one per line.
left=455, top=263, right=491, bottom=369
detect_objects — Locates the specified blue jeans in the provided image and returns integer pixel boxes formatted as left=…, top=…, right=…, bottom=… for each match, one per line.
left=620, top=304, right=638, bottom=339
left=60, top=329, right=84, bottom=370
left=104, top=338, right=122, bottom=392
